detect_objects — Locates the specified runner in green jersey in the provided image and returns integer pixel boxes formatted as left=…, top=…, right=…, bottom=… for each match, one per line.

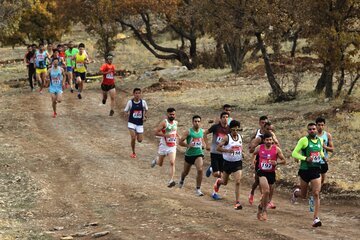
left=178, top=115, right=205, bottom=196
left=65, top=41, right=79, bottom=93
left=291, top=122, right=327, bottom=228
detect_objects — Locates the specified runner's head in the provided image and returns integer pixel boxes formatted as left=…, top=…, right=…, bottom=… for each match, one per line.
left=57, top=44, right=64, bottom=52
left=264, top=122, right=274, bottom=134
left=78, top=43, right=85, bottom=54
left=39, top=42, right=45, bottom=51
left=307, top=122, right=317, bottom=138
left=133, top=88, right=141, bottom=100
left=229, top=120, right=241, bottom=136
left=167, top=107, right=176, bottom=122
left=67, top=41, right=73, bottom=49
left=220, top=112, right=229, bottom=126
left=31, top=44, right=37, bottom=51
left=47, top=42, right=53, bottom=52
left=27, top=45, right=32, bottom=52
left=192, top=115, right=201, bottom=130
left=53, top=48, right=59, bottom=57
left=315, top=117, right=326, bottom=133
left=52, top=58, right=59, bottom=67
left=259, top=115, right=268, bottom=129
left=106, top=54, right=113, bottom=64
left=222, top=104, right=232, bottom=115
left=263, top=132, right=273, bottom=147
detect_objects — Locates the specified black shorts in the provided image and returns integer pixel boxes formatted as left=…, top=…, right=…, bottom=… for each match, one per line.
left=101, top=84, right=115, bottom=92
left=185, top=155, right=204, bottom=165
left=320, top=162, right=328, bottom=174
left=298, top=168, right=321, bottom=183
left=75, top=72, right=86, bottom=80
left=210, top=153, right=224, bottom=173
left=223, top=160, right=242, bottom=174
left=257, top=170, right=276, bottom=185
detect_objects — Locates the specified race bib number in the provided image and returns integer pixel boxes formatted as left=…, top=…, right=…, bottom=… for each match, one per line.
left=106, top=73, right=114, bottom=79
left=191, top=138, right=202, bottom=148
left=76, top=62, right=84, bottom=68
left=38, top=55, right=44, bottom=61
left=166, top=134, right=177, bottom=143
left=132, top=110, right=142, bottom=118
left=310, top=152, right=321, bottom=163
left=52, top=77, right=61, bottom=85
left=231, top=146, right=242, bottom=156
left=261, top=161, right=273, bottom=170
left=216, top=133, right=225, bottom=143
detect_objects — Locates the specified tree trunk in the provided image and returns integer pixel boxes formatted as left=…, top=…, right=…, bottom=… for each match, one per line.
left=348, top=74, right=359, bottom=95
left=214, top=40, right=225, bottom=69
left=335, top=67, right=345, bottom=98
left=255, top=32, right=290, bottom=101
left=290, top=30, right=299, bottom=58
left=315, top=61, right=332, bottom=93
left=250, top=43, right=261, bottom=61
left=223, top=38, right=250, bottom=74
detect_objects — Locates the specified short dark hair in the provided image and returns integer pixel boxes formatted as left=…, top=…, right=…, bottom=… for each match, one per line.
left=263, top=132, right=273, bottom=139
left=192, top=115, right=201, bottom=121
left=39, top=42, right=44, bottom=47
left=223, top=104, right=231, bottom=109
left=78, top=43, right=85, bottom=48
left=259, top=116, right=268, bottom=121
left=229, top=120, right=240, bottom=128
left=315, top=117, right=326, bottom=124
left=308, top=122, right=316, bottom=128
left=264, top=122, right=272, bottom=127
left=167, top=107, right=176, bottom=113
left=220, top=111, right=229, bottom=118
left=133, top=88, right=141, bottom=93
left=53, top=48, right=59, bottom=53
left=52, top=57, right=59, bottom=61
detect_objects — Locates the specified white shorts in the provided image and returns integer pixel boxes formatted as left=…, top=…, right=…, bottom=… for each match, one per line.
left=128, top=122, right=144, bottom=134
left=158, top=142, right=176, bottom=156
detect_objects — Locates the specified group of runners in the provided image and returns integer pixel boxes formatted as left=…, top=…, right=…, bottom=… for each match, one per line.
left=149, top=106, right=334, bottom=227
left=24, top=43, right=335, bottom=227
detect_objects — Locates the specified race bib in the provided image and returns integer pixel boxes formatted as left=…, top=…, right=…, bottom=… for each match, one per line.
left=38, top=55, right=44, bottom=60
left=106, top=73, right=114, bottom=79
left=310, top=152, right=321, bottom=163
left=260, top=161, right=273, bottom=170
left=52, top=77, right=61, bottom=85
left=132, top=110, right=142, bottom=118
left=166, top=133, right=177, bottom=143
left=216, top=133, right=225, bottom=143
left=76, top=62, right=84, bottom=68
left=191, top=138, right=202, bottom=148
left=231, top=146, right=242, bottom=156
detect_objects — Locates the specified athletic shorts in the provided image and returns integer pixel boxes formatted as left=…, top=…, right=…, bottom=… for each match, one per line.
left=185, top=154, right=204, bottom=165
left=36, top=68, right=47, bottom=74
left=320, top=162, right=328, bottom=174
left=158, top=143, right=176, bottom=156
left=75, top=72, right=86, bottom=80
left=49, top=89, right=63, bottom=94
left=101, top=84, right=115, bottom=92
left=298, top=168, right=321, bottom=183
left=257, top=170, right=276, bottom=185
left=223, top=160, right=242, bottom=174
left=66, top=66, right=73, bottom=72
left=128, top=122, right=144, bottom=134
left=210, top=153, right=224, bottom=173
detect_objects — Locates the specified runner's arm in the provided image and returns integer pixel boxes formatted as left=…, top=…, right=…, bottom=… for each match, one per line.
left=143, top=100, right=149, bottom=121
left=61, top=68, right=65, bottom=89
left=276, top=146, right=286, bottom=165
left=178, top=130, right=190, bottom=147
left=154, top=121, right=167, bottom=137
left=291, top=137, right=308, bottom=161
left=271, top=131, right=280, bottom=146
left=252, top=146, right=260, bottom=167
left=249, top=137, right=261, bottom=153
left=203, top=126, right=214, bottom=151
left=123, top=100, right=131, bottom=115
left=216, top=135, right=231, bottom=153
left=325, top=132, right=334, bottom=153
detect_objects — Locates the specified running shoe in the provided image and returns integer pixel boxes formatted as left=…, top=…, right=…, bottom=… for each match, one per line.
left=312, top=217, right=322, bottom=227
left=70, top=88, right=74, bottom=93
left=102, top=98, right=106, bottom=104
left=234, top=201, right=243, bottom=210
left=267, top=201, right=276, bottom=209
left=109, top=110, right=114, bottom=116
left=178, top=180, right=184, bottom=189
left=151, top=158, right=157, bottom=168
left=291, top=188, right=300, bottom=204
left=130, top=153, right=137, bottom=158
left=213, top=178, right=221, bottom=193
left=167, top=180, right=176, bottom=188
left=52, top=112, right=57, bottom=118
left=77, top=93, right=82, bottom=99
left=248, top=193, right=254, bottom=205
left=39, top=89, right=43, bottom=94
left=195, top=189, right=204, bottom=197
left=211, top=192, right=221, bottom=200
left=75, top=83, right=79, bottom=90
left=205, top=166, right=212, bottom=177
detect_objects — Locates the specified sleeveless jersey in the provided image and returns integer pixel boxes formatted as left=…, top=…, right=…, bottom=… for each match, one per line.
left=185, top=128, right=204, bottom=156
left=223, top=133, right=243, bottom=162
left=255, top=128, right=264, bottom=139
left=209, top=123, right=230, bottom=154
left=65, top=48, right=79, bottom=67
left=258, top=144, right=277, bottom=172
left=49, top=67, right=63, bottom=92
left=74, top=53, right=87, bottom=73
left=317, top=131, right=329, bottom=161
left=160, top=119, right=177, bottom=147
left=128, top=99, right=144, bottom=125
left=100, top=63, right=115, bottom=85
left=35, top=50, right=47, bottom=69
left=300, top=136, right=322, bottom=170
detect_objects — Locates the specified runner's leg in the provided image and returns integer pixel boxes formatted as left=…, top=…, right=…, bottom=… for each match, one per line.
left=128, top=129, right=136, bottom=154
left=109, top=88, right=116, bottom=112
left=233, top=170, right=242, bottom=203
left=168, top=152, right=176, bottom=182
left=310, top=177, right=321, bottom=219
left=194, top=157, right=204, bottom=189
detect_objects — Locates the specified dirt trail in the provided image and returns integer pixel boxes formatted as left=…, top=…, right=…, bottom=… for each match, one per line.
left=1, top=89, right=359, bottom=240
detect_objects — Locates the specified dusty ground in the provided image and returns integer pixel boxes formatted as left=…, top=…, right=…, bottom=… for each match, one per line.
left=0, top=63, right=359, bottom=240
